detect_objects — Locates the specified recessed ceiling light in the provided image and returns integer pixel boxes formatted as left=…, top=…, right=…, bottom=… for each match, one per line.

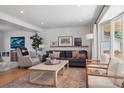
left=41, top=22, right=44, bottom=25
left=20, top=10, right=24, bottom=14
left=79, top=19, right=82, bottom=22
left=77, top=5, right=81, bottom=8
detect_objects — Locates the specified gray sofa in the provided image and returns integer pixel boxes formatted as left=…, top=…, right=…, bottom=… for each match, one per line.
left=44, top=50, right=88, bottom=67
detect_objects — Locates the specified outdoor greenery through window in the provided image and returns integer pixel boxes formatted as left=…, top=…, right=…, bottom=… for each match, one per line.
left=114, top=18, right=123, bottom=59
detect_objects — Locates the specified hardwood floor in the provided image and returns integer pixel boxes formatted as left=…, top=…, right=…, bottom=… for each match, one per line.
left=0, top=68, right=27, bottom=86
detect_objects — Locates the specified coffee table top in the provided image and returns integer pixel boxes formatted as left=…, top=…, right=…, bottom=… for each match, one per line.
left=28, top=60, right=68, bottom=71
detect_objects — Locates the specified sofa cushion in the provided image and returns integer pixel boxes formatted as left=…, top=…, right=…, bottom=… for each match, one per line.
left=60, top=51, right=66, bottom=58
left=66, top=51, right=72, bottom=58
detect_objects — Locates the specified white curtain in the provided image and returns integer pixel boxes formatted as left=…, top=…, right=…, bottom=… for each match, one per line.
left=92, top=24, right=97, bottom=59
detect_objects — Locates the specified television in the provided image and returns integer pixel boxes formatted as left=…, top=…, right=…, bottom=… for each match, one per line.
left=10, top=37, right=25, bottom=48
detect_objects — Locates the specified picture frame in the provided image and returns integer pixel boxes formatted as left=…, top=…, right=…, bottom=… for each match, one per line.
left=50, top=41, right=58, bottom=46
left=58, top=36, right=73, bottom=46
left=74, top=37, right=82, bottom=46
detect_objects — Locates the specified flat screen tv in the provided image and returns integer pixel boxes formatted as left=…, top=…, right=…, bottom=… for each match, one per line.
left=10, top=37, right=25, bottom=48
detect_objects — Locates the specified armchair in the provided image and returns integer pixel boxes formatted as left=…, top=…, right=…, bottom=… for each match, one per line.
left=16, top=48, right=40, bottom=67
left=86, top=58, right=124, bottom=88
left=86, top=54, right=111, bottom=74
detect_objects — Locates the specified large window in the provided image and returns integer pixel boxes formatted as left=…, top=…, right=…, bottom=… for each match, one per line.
left=100, top=14, right=124, bottom=60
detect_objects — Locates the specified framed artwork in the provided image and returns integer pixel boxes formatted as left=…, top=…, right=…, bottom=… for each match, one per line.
left=10, top=37, right=25, bottom=48
left=50, top=41, right=58, bottom=46
left=74, top=37, right=82, bottom=46
left=58, top=36, right=73, bottom=46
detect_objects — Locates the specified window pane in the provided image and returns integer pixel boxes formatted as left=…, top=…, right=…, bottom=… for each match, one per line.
left=103, top=23, right=111, bottom=41
left=102, top=23, right=111, bottom=56
left=114, top=18, right=122, bottom=59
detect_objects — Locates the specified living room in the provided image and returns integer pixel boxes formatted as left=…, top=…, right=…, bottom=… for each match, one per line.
left=0, top=2, right=124, bottom=90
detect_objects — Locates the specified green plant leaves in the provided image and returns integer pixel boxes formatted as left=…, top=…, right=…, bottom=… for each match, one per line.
left=30, top=33, right=43, bottom=50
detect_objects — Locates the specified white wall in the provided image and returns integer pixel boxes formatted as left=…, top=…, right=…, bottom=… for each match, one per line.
left=1, top=26, right=92, bottom=58
left=2, top=30, right=42, bottom=52
left=43, top=26, right=91, bottom=58
left=0, top=32, right=3, bottom=51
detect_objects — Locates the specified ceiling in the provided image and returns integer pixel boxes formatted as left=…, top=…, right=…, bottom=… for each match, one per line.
left=0, top=19, right=36, bottom=32
left=0, top=5, right=103, bottom=30
left=101, top=6, right=124, bottom=32
left=100, top=5, right=124, bottom=23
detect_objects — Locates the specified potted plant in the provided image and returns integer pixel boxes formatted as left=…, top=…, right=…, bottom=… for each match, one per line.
left=30, top=33, right=43, bottom=55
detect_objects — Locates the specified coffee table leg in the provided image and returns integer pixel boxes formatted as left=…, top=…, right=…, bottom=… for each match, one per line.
left=67, top=63, right=69, bottom=69
left=54, top=71, right=58, bottom=87
left=28, top=70, right=32, bottom=82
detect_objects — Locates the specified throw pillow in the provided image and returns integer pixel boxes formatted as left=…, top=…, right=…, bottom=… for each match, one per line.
left=72, top=50, right=79, bottom=58
left=48, top=53, right=54, bottom=58
left=79, top=54, right=86, bottom=58
left=53, top=51, right=60, bottom=58
left=20, top=48, right=29, bottom=56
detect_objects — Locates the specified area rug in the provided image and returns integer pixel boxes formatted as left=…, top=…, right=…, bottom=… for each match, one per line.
left=1, top=68, right=86, bottom=88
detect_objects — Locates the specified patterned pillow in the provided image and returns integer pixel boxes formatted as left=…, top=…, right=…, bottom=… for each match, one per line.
left=53, top=51, right=60, bottom=58
left=72, top=50, right=79, bottom=58
left=20, top=48, right=29, bottom=56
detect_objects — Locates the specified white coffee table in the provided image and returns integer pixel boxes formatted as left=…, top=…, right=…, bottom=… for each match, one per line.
left=28, top=60, right=69, bottom=87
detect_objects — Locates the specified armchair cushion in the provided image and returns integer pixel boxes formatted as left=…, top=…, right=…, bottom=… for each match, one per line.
left=111, top=62, right=124, bottom=87
left=87, top=58, right=124, bottom=88
left=88, top=75, right=118, bottom=88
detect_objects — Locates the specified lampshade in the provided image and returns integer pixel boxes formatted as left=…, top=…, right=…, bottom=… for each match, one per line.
left=39, top=44, right=45, bottom=48
left=86, top=33, right=94, bottom=40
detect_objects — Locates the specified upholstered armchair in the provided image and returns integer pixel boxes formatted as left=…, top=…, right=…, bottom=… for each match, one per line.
left=86, top=58, right=124, bottom=88
left=16, top=48, right=40, bottom=67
